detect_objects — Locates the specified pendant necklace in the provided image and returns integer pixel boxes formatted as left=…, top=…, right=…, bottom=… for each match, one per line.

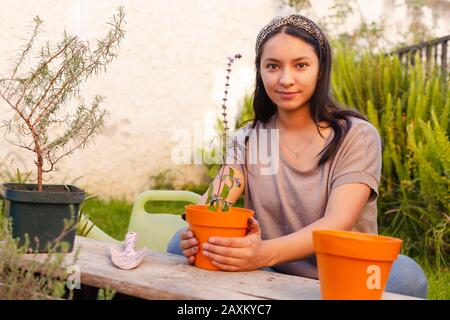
left=276, top=117, right=315, bottom=159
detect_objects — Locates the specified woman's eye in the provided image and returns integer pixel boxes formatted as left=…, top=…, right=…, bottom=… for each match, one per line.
left=297, top=63, right=307, bottom=68
left=266, top=64, right=278, bottom=70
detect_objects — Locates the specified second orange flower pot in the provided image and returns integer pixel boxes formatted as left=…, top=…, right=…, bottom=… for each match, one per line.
left=185, top=204, right=254, bottom=271
left=312, top=230, right=403, bottom=300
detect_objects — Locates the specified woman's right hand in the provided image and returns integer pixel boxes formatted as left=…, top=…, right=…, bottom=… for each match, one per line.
left=180, top=229, right=199, bottom=265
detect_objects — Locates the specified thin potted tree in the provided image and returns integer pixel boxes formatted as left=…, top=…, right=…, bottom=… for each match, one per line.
left=185, top=54, right=254, bottom=270
left=0, top=8, right=126, bottom=252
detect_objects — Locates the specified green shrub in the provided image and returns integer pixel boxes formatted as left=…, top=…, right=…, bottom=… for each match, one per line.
left=332, top=44, right=449, bottom=267
left=0, top=210, right=75, bottom=299
left=148, top=168, right=182, bottom=190
left=235, top=93, right=255, bottom=129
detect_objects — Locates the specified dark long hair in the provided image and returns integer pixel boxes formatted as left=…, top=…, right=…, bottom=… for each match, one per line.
left=250, top=24, right=367, bottom=166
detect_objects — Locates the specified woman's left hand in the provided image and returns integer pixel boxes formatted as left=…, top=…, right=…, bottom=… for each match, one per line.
left=202, top=217, right=268, bottom=271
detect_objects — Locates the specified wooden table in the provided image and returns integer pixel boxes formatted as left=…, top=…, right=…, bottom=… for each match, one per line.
left=23, top=236, right=419, bottom=300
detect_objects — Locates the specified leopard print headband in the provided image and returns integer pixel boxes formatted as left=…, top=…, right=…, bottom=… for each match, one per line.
left=255, top=14, right=325, bottom=54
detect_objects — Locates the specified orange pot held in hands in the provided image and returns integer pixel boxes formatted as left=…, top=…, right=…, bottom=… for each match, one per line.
left=185, top=204, right=254, bottom=271
left=313, top=230, right=403, bottom=300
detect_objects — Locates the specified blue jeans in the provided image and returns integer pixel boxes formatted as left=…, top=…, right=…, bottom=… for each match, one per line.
left=166, top=228, right=428, bottom=299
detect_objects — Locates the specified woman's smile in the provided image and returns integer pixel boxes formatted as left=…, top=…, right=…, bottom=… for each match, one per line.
left=276, top=90, right=301, bottom=99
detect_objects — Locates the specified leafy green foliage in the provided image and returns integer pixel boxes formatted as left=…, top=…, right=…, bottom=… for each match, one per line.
left=332, top=45, right=449, bottom=267
left=148, top=168, right=182, bottom=190
left=235, top=93, right=255, bottom=129
left=0, top=209, right=77, bottom=299
left=76, top=196, right=97, bottom=237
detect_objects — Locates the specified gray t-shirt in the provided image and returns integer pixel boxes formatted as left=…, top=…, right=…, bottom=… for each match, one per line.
left=226, top=115, right=382, bottom=279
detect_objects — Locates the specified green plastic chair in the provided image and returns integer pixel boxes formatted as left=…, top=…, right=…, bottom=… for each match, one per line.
left=83, top=190, right=201, bottom=252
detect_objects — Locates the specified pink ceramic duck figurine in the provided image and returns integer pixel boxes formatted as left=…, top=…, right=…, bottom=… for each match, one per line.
left=109, top=232, right=147, bottom=270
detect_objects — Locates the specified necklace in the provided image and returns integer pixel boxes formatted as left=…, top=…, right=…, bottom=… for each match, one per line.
left=276, top=117, right=315, bottom=159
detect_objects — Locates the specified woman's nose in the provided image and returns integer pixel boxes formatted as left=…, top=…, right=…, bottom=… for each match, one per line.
left=278, top=69, right=295, bottom=86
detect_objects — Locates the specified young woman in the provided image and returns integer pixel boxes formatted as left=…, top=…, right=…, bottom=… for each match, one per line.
left=167, top=14, right=428, bottom=298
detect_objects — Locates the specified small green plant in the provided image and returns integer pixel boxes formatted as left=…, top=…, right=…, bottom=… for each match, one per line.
left=0, top=7, right=125, bottom=192
left=76, top=196, right=98, bottom=237
left=0, top=212, right=78, bottom=299
left=205, top=54, right=243, bottom=212
left=97, top=286, right=116, bottom=300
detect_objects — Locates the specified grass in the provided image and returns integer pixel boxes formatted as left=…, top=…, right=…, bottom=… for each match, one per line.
left=81, top=196, right=194, bottom=240
left=80, top=196, right=448, bottom=300
left=81, top=197, right=132, bottom=241
left=419, top=259, right=450, bottom=300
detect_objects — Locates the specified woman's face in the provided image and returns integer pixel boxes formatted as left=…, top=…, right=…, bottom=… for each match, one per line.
left=260, top=32, right=320, bottom=112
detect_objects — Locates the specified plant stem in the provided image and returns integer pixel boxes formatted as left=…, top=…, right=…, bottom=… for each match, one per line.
left=37, top=154, right=43, bottom=192
left=213, top=54, right=241, bottom=211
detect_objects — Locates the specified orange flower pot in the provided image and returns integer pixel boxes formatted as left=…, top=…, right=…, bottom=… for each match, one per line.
left=185, top=204, right=254, bottom=271
left=312, top=230, right=403, bottom=300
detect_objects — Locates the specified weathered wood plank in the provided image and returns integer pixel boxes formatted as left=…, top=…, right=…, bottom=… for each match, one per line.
left=18, top=236, right=420, bottom=300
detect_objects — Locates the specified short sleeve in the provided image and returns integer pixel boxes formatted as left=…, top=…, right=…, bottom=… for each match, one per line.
left=331, top=122, right=382, bottom=202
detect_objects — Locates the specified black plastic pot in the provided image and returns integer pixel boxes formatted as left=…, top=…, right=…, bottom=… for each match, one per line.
left=1, top=183, right=85, bottom=253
